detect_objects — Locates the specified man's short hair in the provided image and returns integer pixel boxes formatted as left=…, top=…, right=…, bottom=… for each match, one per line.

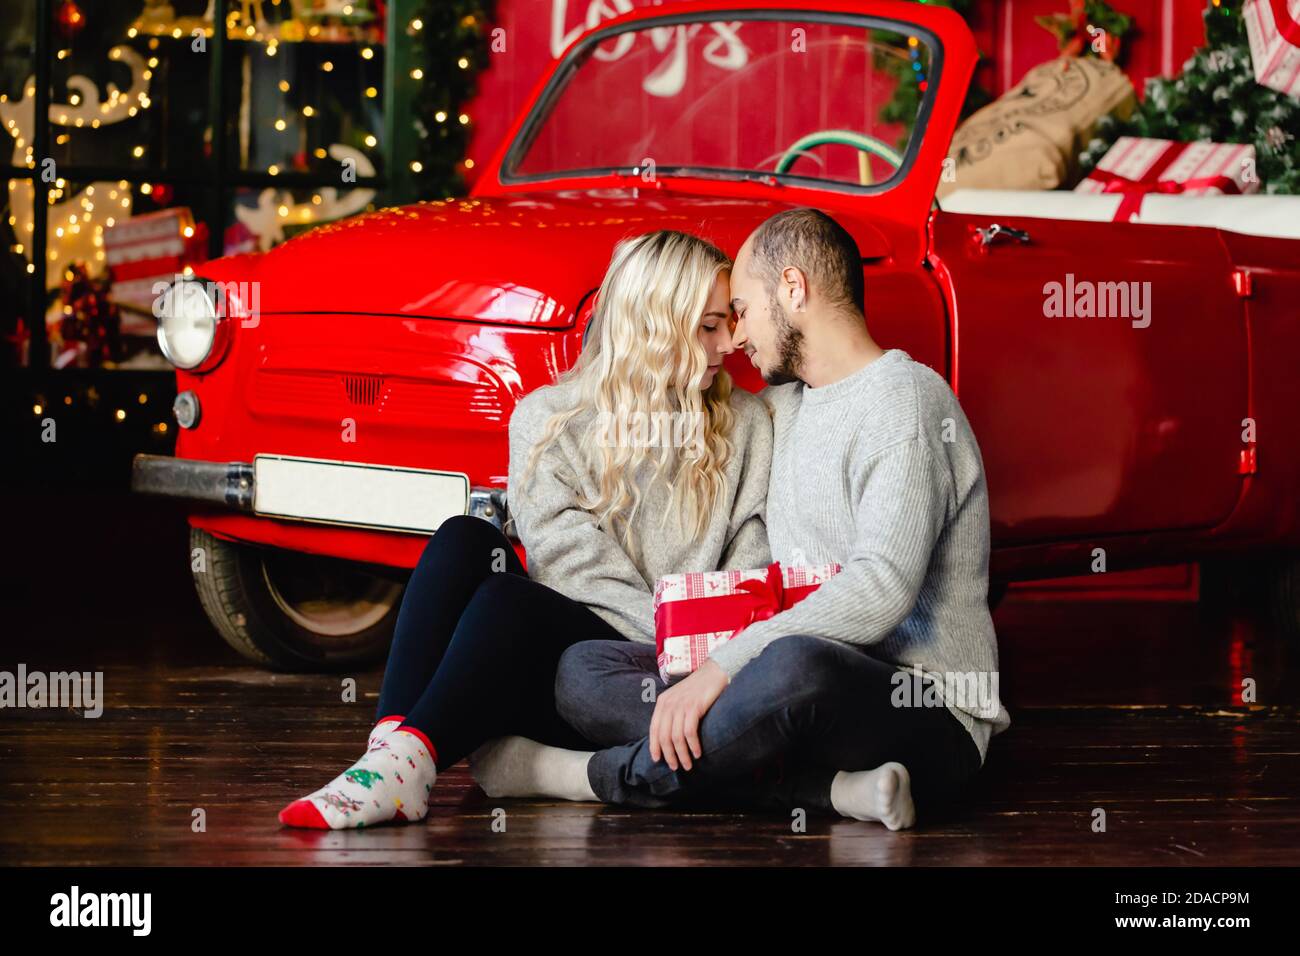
left=747, top=207, right=865, bottom=315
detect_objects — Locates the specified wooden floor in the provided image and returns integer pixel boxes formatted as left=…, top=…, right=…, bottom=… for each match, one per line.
left=2, top=493, right=1298, bottom=866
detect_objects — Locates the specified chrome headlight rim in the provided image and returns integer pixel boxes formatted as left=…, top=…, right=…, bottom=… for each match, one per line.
left=156, top=276, right=231, bottom=373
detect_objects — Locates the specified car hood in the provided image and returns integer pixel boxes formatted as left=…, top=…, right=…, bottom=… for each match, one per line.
left=206, top=189, right=893, bottom=326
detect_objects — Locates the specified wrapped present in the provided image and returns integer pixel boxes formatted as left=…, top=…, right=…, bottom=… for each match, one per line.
left=654, top=561, right=841, bottom=683
left=1245, top=0, right=1300, bottom=98
left=1075, top=137, right=1258, bottom=222
left=104, top=208, right=209, bottom=332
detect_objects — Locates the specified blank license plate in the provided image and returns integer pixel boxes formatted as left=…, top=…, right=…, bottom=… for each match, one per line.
left=253, top=455, right=469, bottom=534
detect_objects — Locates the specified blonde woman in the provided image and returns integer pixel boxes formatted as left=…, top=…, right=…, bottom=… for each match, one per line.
left=279, top=230, right=773, bottom=829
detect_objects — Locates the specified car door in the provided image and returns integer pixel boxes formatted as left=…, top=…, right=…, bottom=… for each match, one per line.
left=931, top=211, right=1249, bottom=545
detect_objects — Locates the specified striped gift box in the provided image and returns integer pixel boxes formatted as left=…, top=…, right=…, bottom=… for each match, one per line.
left=104, top=208, right=208, bottom=325
left=653, top=562, right=842, bottom=683
left=1075, top=137, right=1258, bottom=222
left=1245, top=0, right=1300, bottom=98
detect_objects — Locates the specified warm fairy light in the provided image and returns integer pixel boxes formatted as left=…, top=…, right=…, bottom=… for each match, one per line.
left=362, top=48, right=374, bottom=60
left=275, top=119, right=287, bottom=131
left=138, top=393, right=148, bottom=405
left=267, top=43, right=278, bottom=57
left=411, top=18, right=423, bottom=31
left=465, top=159, right=475, bottom=169
left=182, top=226, right=194, bottom=238
left=322, top=61, right=334, bottom=72
left=365, top=87, right=378, bottom=98
left=410, top=161, right=423, bottom=173
left=364, top=134, right=377, bottom=147
left=182, top=265, right=193, bottom=275
left=311, top=194, right=321, bottom=205
left=279, top=80, right=291, bottom=92
left=411, top=68, right=424, bottom=80
left=133, top=145, right=145, bottom=157
left=268, top=164, right=280, bottom=175
left=278, top=204, right=289, bottom=217
left=313, top=147, right=327, bottom=159
left=435, top=111, right=446, bottom=122
left=458, top=114, right=470, bottom=125
left=302, top=106, right=314, bottom=117
left=115, top=409, right=127, bottom=422
left=33, top=404, right=42, bottom=415
left=458, top=58, right=469, bottom=69
left=26, top=263, right=34, bottom=274
left=140, top=183, right=152, bottom=194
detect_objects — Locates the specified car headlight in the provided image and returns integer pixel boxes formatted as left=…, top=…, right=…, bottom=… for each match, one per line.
left=156, top=277, right=229, bottom=371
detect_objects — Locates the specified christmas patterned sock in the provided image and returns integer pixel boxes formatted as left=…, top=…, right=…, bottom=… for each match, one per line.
left=279, top=728, right=438, bottom=830
left=368, top=714, right=404, bottom=752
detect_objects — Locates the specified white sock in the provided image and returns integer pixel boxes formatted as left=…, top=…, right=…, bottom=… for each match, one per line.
left=829, top=763, right=916, bottom=830
left=279, top=729, right=437, bottom=829
left=468, top=736, right=597, bottom=802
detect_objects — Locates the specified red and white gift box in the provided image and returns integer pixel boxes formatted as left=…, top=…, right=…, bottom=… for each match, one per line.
left=1075, top=137, right=1258, bottom=223
left=104, top=208, right=209, bottom=329
left=1245, top=0, right=1300, bottom=98
left=653, top=561, right=842, bottom=683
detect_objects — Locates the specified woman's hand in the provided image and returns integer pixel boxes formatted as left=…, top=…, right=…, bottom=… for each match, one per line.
left=649, top=660, right=730, bottom=771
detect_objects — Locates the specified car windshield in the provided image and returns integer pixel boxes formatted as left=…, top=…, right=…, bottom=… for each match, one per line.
left=504, top=11, right=938, bottom=192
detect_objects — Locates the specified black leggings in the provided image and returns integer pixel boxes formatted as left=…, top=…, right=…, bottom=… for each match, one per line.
left=374, top=514, right=627, bottom=769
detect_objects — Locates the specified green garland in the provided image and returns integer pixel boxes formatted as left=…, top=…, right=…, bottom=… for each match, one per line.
left=411, top=1, right=496, bottom=198
left=877, top=0, right=991, bottom=146
left=1081, top=1, right=1300, bottom=194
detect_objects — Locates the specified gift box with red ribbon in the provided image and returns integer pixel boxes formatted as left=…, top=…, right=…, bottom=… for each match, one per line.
left=1245, top=0, right=1300, bottom=98
left=653, top=561, right=842, bottom=683
left=1075, top=137, right=1258, bottom=223
left=104, top=208, right=210, bottom=331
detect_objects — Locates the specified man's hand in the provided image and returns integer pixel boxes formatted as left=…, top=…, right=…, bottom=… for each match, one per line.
left=649, top=660, right=730, bottom=771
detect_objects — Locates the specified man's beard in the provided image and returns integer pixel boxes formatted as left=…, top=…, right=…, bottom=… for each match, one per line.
left=761, top=292, right=804, bottom=386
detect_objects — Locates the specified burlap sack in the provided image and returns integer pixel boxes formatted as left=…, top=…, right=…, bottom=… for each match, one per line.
left=936, top=56, right=1135, bottom=199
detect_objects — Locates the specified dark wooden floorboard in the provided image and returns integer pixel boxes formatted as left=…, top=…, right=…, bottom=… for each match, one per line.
left=1, top=494, right=1297, bottom=865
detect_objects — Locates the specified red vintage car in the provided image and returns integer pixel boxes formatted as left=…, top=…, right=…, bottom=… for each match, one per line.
left=132, top=0, right=1300, bottom=669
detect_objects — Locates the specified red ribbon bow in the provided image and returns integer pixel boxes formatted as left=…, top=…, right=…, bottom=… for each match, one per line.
left=654, top=561, right=834, bottom=650
left=1090, top=141, right=1243, bottom=222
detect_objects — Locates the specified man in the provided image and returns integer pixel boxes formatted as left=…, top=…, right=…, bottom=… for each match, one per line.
left=470, top=208, right=1010, bottom=828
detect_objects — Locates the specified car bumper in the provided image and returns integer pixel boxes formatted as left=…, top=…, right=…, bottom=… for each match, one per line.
left=131, top=454, right=510, bottom=536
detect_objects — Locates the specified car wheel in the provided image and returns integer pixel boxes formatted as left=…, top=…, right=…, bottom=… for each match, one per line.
left=189, top=527, right=404, bottom=670
left=1265, top=555, right=1300, bottom=643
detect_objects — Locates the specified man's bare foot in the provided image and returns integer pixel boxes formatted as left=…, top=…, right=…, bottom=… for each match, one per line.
left=829, top=762, right=916, bottom=830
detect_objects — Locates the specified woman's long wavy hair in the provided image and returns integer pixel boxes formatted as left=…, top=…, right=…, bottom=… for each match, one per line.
left=520, top=230, right=737, bottom=553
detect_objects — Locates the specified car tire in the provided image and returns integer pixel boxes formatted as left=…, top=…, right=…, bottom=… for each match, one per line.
left=189, top=527, right=405, bottom=671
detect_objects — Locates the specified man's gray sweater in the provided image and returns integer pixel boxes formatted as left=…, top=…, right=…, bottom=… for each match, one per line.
left=707, top=349, right=1012, bottom=764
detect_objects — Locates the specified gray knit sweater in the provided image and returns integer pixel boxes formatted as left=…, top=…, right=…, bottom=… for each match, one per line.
left=507, top=380, right=773, bottom=642
left=706, top=349, right=1011, bottom=764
